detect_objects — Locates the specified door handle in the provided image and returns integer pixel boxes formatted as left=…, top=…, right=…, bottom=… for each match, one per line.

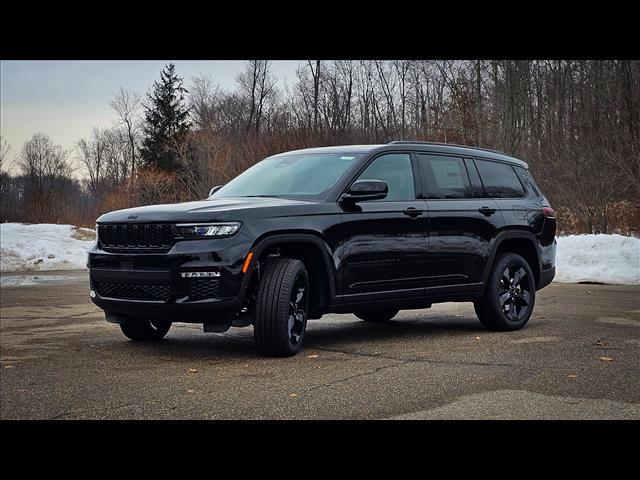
left=403, top=208, right=424, bottom=218
left=478, top=206, right=497, bottom=216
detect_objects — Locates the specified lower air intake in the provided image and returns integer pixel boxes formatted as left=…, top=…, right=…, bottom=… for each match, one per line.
left=95, top=282, right=170, bottom=302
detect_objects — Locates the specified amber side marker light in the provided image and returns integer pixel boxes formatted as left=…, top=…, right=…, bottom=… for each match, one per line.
left=242, top=252, right=254, bottom=273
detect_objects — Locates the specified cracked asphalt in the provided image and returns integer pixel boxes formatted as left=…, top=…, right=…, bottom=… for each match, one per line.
left=1, top=270, right=639, bottom=419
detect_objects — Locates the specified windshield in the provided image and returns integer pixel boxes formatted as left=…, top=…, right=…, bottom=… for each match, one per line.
left=212, top=153, right=360, bottom=199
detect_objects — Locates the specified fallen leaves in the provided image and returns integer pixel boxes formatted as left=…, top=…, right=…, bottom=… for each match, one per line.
left=598, top=356, right=614, bottom=362
left=4, top=365, right=15, bottom=369
left=186, top=389, right=195, bottom=394
left=289, top=393, right=298, bottom=398
left=306, top=354, right=319, bottom=359
left=474, top=336, right=481, bottom=340
left=187, top=368, right=198, bottom=373
left=567, top=374, right=579, bottom=378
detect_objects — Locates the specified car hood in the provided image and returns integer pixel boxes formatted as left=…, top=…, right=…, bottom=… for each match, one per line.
left=96, top=197, right=317, bottom=223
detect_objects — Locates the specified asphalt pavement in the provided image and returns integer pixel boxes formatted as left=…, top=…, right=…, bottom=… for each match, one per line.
left=1, top=270, right=638, bottom=419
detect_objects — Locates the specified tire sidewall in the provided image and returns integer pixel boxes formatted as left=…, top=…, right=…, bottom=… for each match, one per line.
left=120, top=316, right=171, bottom=341
left=486, top=253, right=536, bottom=329
left=254, top=258, right=310, bottom=356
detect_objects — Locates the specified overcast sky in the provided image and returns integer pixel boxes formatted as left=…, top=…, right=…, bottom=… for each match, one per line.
left=0, top=60, right=301, bottom=170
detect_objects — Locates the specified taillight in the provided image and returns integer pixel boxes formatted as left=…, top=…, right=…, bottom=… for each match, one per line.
left=542, top=207, right=555, bottom=218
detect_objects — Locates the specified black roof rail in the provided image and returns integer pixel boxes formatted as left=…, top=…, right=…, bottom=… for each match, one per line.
left=388, top=140, right=507, bottom=156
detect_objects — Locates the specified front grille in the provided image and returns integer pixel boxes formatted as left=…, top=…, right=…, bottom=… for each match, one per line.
left=91, top=257, right=169, bottom=271
left=97, top=224, right=174, bottom=252
left=95, top=282, right=170, bottom=302
left=188, top=278, right=220, bottom=300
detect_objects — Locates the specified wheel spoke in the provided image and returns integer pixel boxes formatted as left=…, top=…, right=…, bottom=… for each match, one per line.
left=502, top=268, right=511, bottom=285
left=500, top=292, right=511, bottom=306
left=508, top=305, right=519, bottom=321
left=513, top=267, right=526, bottom=286
left=295, top=286, right=305, bottom=304
left=519, top=290, right=531, bottom=306
left=286, top=275, right=308, bottom=345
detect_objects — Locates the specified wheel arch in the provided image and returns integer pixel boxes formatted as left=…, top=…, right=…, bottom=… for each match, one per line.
left=483, top=230, right=542, bottom=288
left=244, top=232, right=337, bottom=314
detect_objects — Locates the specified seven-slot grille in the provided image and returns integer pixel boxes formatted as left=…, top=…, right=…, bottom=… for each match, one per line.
left=95, top=282, right=170, bottom=302
left=97, top=224, right=173, bottom=251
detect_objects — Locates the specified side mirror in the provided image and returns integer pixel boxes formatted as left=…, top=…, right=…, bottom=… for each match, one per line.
left=208, top=185, right=224, bottom=197
left=340, top=179, right=388, bottom=203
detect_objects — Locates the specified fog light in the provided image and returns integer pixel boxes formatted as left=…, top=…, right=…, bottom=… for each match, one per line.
left=180, top=271, right=221, bottom=278
left=90, top=290, right=96, bottom=298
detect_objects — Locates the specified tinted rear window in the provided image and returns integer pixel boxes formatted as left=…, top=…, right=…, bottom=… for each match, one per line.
left=475, top=160, right=525, bottom=198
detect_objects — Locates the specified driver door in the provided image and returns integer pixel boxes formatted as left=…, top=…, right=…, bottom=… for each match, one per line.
left=336, top=153, right=430, bottom=300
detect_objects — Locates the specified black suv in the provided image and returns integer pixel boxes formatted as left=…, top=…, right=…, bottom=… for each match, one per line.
left=89, top=142, right=556, bottom=356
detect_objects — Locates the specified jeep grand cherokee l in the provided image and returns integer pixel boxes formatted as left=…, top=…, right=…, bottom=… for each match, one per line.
left=89, top=141, right=557, bottom=356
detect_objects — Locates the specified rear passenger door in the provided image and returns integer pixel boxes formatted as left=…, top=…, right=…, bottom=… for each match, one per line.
left=416, top=154, right=503, bottom=286
left=473, top=159, right=539, bottom=234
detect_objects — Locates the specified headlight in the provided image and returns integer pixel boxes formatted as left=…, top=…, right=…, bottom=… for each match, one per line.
left=176, top=222, right=241, bottom=238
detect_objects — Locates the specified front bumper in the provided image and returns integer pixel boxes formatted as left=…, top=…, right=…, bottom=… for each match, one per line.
left=88, top=235, right=254, bottom=322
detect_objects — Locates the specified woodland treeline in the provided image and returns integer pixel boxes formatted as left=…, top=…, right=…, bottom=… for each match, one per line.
left=1, top=60, right=639, bottom=234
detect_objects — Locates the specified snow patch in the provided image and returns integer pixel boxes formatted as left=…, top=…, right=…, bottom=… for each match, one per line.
left=555, top=234, right=639, bottom=285
left=0, top=223, right=638, bottom=285
left=1, top=223, right=95, bottom=272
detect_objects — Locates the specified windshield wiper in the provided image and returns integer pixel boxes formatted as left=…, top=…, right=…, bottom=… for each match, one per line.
left=240, top=195, right=281, bottom=198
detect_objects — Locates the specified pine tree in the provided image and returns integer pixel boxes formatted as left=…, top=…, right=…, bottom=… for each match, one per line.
left=140, top=63, right=191, bottom=170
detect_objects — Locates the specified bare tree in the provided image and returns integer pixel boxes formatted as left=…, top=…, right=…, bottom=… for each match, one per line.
left=109, top=87, right=141, bottom=173
left=18, top=132, right=74, bottom=222
left=236, top=61, right=278, bottom=135
left=0, top=135, right=11, bottom=172
left=76, top=127, right=108, bottom=196
left=189, top=74, right=221, bottom=130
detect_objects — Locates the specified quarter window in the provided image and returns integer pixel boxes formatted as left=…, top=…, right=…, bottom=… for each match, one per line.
left=417, top=154, right=471, bottom=199
left=475, top=159, right=525, bottom=198
left=514, top=166, right=542, bottom=197
left=355, top=154, right=415, bottom=201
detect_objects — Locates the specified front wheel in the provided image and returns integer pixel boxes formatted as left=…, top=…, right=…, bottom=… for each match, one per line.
left=254, top=258, right=309, bottom=357
left=354, top=309, right=399, bottom=323
left=474, top=253, right=535, bottom=331
left=120, top=317, right=171, bottom=341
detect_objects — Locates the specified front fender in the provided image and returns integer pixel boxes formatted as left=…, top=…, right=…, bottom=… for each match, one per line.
left=240, top=232, right=338, bottom=304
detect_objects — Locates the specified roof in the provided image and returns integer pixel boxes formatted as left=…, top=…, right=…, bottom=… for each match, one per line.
left=272, top=145, right=386, bottom=156
left=271, top=142, right=528, bottom=168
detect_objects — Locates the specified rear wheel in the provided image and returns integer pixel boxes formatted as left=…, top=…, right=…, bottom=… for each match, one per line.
left=354, top=309, right=399, bottom=323
left=120, top=317, right=171, bottom=341
left=474, top=253, right=535, bottom=331
left=254, top=258, right=309, bottom=357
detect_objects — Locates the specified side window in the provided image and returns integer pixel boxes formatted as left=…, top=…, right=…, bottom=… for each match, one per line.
left=514, top=166, right=542, bottom=197
left=475, top=159, right=525, bottom=198
left=356, top=153, right=415, bottom=201
left=417, top=154, right=471, bottom=199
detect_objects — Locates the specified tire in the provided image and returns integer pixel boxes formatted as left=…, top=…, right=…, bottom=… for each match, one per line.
left=474, top=253, right=536, bottom=331
left=254, top=258, right=309, bottom=357
left=354, top=309, right=399, bottom=323
left=120, top=317, right=171, bottom=341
